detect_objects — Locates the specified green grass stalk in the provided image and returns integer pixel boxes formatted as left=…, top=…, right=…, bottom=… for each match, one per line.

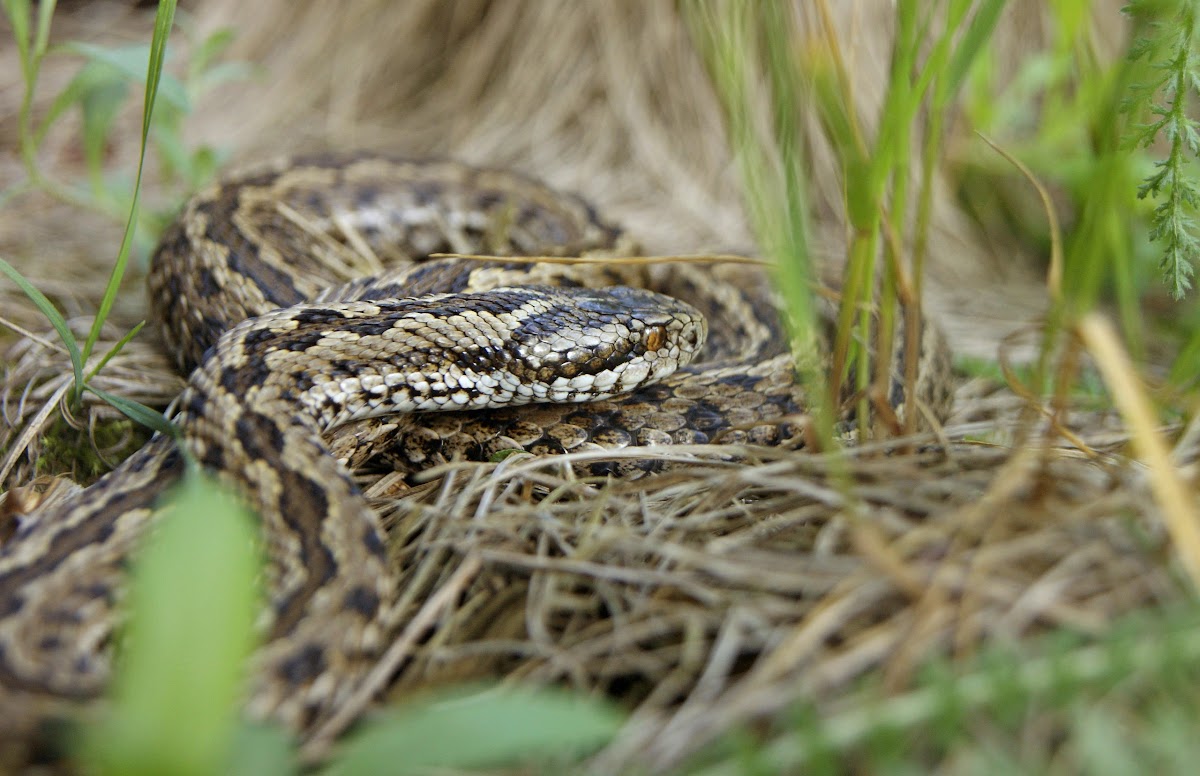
left=78, top=0, right=177, bottom=386
left=681, top=0, right=835, bottom=449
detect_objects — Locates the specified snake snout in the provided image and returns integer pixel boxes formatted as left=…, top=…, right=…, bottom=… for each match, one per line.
left=504, top=285, right=707, bottom=400
left=590, top=286, right=705, bottom=349
left=595, top=285, right=707, bottom=387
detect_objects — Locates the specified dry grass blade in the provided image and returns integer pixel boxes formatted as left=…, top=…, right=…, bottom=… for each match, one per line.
left=1078, top=313, right=1200, bottom=587
left=430, top=253, right=771, bottom=267
left=303, top=553, right=486, bottom=760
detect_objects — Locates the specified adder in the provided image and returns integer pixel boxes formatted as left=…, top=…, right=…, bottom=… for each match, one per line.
left=0, top=152, right=954, bottom=746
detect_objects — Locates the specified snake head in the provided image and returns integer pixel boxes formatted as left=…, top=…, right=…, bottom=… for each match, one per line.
left=506, top=285, right=707, bottom=402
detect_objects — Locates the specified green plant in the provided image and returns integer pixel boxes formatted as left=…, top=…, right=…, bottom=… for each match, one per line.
left=955, top=0, right=1200, bottom=375
left=682, top=602, right=1200, bottom=776
left=1, top=0, right=182, bottom=432
left=2, top=0, right=252, bottom=429
left=83, top=471, right=262, bottom=776
left=684, top=1, right=1003, bottom=444
left=3, top=2, right=249, bottom=220
left=673, top=5, right=1200, bottom=771
left=1125, top=0, right=1200, bottom=301
left=682, top=1, right=826, bottom=441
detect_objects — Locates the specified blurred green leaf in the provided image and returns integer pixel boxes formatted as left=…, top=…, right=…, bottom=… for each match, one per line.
left=36, top=57, right=120, bottom=149
left=60, top=41, right=189, bottom=111
left=79, top=69, right=132, bottom=192
left=324, top=685, right=624, bottom=776
left=227, top=722, right=298, bottom=776
left=189, top=26, right=236, bottom=76
left=943, top=0, right=1007, bottom=99
left=83, top=472, right=261, bottom=776
left=1074, top=706, right=1142, bottom=776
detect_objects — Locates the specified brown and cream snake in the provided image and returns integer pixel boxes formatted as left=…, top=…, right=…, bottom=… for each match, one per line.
left=0, top=153, right=954, bottom=749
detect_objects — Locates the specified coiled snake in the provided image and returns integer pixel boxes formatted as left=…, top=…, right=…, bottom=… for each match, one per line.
left=0, top=153, right=953, bottom=746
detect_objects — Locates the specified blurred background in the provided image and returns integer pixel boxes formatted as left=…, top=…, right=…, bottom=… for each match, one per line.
left=4, top=0, right=1133, bottom=362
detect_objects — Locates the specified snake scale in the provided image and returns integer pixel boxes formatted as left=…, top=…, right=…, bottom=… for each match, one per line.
left=0, top=153, right=953, bottom=750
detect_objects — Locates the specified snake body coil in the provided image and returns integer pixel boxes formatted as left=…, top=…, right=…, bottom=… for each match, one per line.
left=0, top=154, right=953, bottom=745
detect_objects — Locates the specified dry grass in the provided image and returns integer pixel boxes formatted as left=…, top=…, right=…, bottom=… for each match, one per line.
left=0, top=1, right=1191, bottom=772
left=348, top=415, right=1173, bottom=771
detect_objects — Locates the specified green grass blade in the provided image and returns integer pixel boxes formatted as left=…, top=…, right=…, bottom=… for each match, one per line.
left=79, top=0, right=176, bottom=373
left=944, top=0, right=1008, bottom=98
left=757, top=1, right=817, bottom=351
left=681, top=1, right=836, bottom=450
left=7, top=0, right=39, bottom=173
left=0, top=254, right=85, bottom=393
left=82, top=471, right=261, bottom=776
left=323, top=685, right=624, bottom=776
left=10, top=0, right=56, bottom=167
left=188, top=26, right=235, bottom=79
left=85, top=386, right=178, bottom=439
left=32, top=0, right=55, bottom=60
left=143, top=0, right=177, bottom=133
left=86, top=320, right=146, bottom=381
left=3, top=0, right=32, bottom=80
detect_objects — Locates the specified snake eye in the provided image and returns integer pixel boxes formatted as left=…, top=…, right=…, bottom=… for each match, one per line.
left=644, top=325, right=666, bottom=351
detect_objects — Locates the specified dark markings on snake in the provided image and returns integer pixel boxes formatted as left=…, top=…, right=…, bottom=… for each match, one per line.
left=238, top=327, right=282, bottom=358
left=270, top=465, right=337, bottom=636
left=279, top=643, right=327, bottom=684
left=361, top=525, right=386, bottom=558
left=42, top=605, right=83, bottom=625
left=235, top=412, right=286, bottom=463
left=410, top=180, right=443, bottom=206
left=230, top=249, right=305, bottom=310
left=291, top=308, right=346, bottom=327
left=152, top=224, right=190, bottom=298
left=74, top=582, right=113, bottom=603
left=681, top=404, right=728, bottom=432
left=219, top=363, right=266, bottom=399
left=714, top=372, right=765, bottom=390
left=0, top=593, right=23, bottom=618
left=194, top=265, right=221, bottom=298
left=331, top=314, right=398, bottom=338
left=194, top=439, right=224, bottom=472
left=183, top=389, right=209, bottom=422
left=353, top=183, right=380, bottom=208
left=342, top=586, right=381, bottom=618
left=190, top=314, right=233, bottom=361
